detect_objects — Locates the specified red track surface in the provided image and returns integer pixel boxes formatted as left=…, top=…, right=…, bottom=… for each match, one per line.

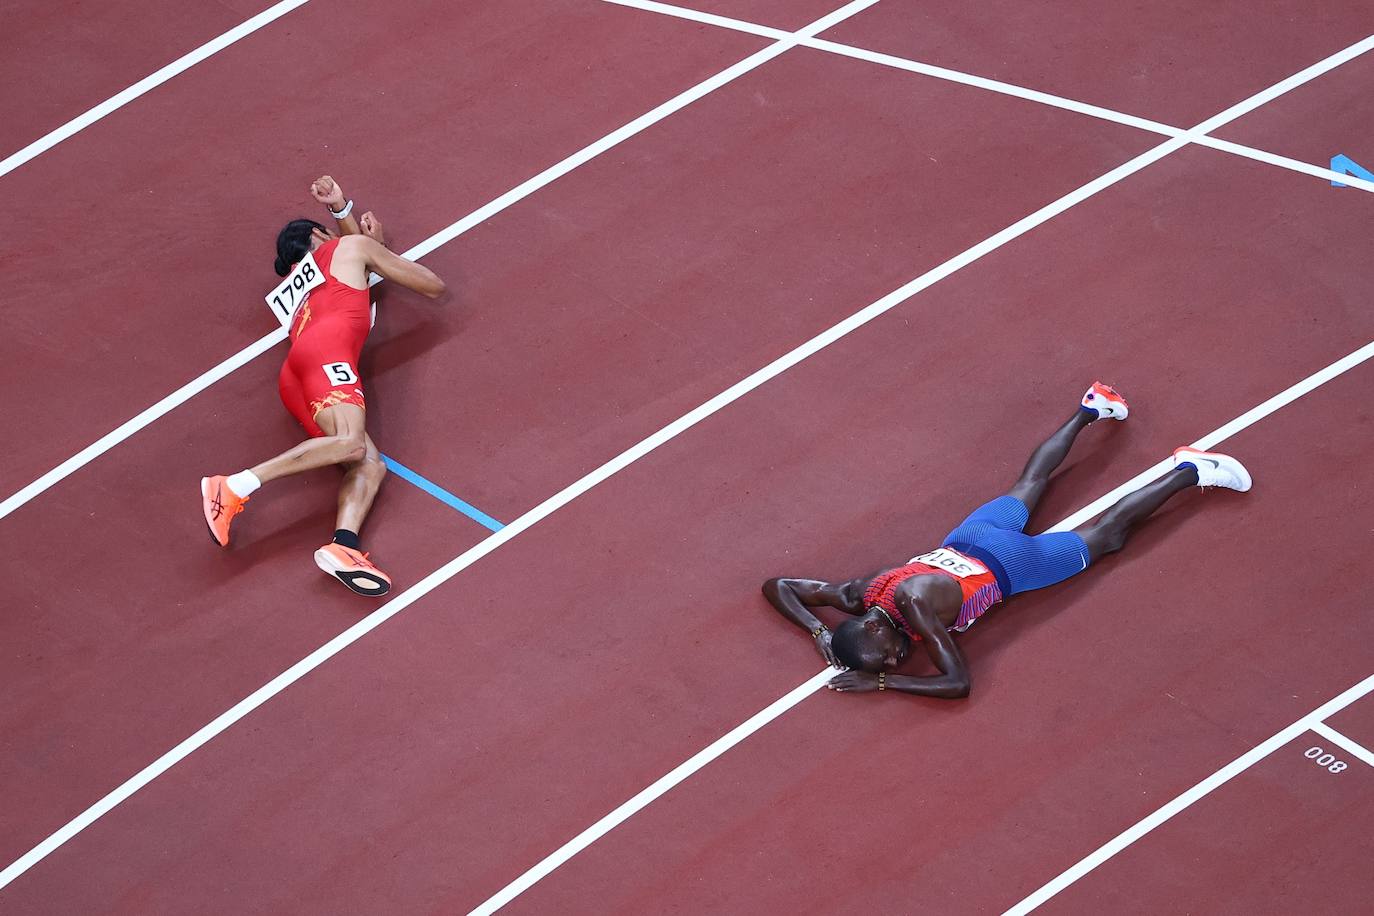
left=1045, top=735, right=1374, bottom=914
left=0, top=0, right=270, bottom=154
left=4, top=1, right=1372, bottom=913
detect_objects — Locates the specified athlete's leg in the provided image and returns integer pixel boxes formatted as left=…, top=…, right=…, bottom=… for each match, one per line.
left=1075, top=445, right=1252, bottom=560
left=1074, top=467, right=1196, bottom=560
left=248, top=403, right=368, bottom=483
left=335, top=433, right=387, bottom=534
left=1005, top=411, right=1094, bottom=512
left=310, top=413, right=392, bottom=597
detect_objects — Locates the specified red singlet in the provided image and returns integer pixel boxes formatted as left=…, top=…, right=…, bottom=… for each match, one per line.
left=862, top=547, right=1003, bottom=638
left=277, top=239, right=371, bottom=437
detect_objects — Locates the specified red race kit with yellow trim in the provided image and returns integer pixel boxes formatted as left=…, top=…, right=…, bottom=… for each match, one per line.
left=277, top=239, right=370, bottom=436
left=862, top=547, right=1004, bottom=637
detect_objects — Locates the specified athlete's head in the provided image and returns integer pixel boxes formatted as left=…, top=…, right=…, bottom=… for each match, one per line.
left=831, top=609, right=911, bottom=672
left=274, top=218, right=332, bottom=277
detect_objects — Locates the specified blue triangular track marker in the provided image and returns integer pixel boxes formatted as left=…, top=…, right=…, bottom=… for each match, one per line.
left=1331, top=154, right=1374, bottom=188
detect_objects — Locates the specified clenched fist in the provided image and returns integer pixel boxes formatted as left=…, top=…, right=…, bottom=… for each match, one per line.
left=359, top=211, right=385, bottom=245
left=310, top=175, right=346, bottom=210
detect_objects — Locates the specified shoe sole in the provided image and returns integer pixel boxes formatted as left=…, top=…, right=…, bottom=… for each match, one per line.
left=314, top=547, right=392, bottom=597
left=201, top=477, right=230, bottom=547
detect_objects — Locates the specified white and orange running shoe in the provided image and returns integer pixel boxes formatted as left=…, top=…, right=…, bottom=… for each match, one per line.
left=1172, top=447, right=1252, bottom=491
left=1080, top=381, right=1129, bottom=420
left=314, top=543, right=393, bottom=597
left=201, top=475, right=249, bottom=547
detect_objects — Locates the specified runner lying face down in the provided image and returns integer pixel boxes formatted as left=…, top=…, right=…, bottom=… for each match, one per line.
left=762, top=383, right=1251, bottom=699
left=200, top=175, right=446, bottom=597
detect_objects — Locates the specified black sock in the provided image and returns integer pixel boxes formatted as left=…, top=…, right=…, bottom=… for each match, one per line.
left=332, top=529, right=361, bottom=550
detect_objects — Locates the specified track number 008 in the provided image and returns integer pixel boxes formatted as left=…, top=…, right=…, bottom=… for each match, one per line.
left=1303, top=746, right=1348, bottom=774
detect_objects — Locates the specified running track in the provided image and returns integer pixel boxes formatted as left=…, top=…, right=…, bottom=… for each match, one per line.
left=3, top=1, right=1373, bottom=912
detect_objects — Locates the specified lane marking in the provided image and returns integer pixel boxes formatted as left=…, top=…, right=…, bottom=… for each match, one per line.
left=0, top=92, right=1182, bottom=899
left=0, top=0, right=312, bottom=179
left=6, top=5, right=1369, bottom=528
left=0, top=0, right=885, bottom=889
left=604, top=0, right=1374, bottom=194
left=1310, top=721, right=1374, bottom=769
left=6, top=25, right=1369, bottom=896
left=1193, top=135, right=1374, bottom=192
left=474, top=668, right=837, bottom=915
left=0, top=328, right=288, bottom=521
left=381, top=454, right=504, bottom=531
left=1004, top=673, right=1374, bottom=914
left=3, top=18, right=1371, bottom=903
left=1330, top=153, right=1374, bottom=187
left=392, top=0, right=877, bottom=265
left=0, top=0, right=875, bottom=523
left=464, top=38, right=1374, bottom=907
left=471, top=340, right=1374, bottom=915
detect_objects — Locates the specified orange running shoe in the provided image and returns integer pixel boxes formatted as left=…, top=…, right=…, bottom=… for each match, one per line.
left=1080, top=381, right=1129, bottom=420
left=314, top=543, right=393, bottom=597
left=201, top=475, right=249, bottom=547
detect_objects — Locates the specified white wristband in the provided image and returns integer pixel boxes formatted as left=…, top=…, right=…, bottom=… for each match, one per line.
left=329, top=199, right=354, bottom=220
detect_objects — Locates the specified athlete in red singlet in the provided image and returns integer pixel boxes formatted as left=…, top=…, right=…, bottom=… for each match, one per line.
left=200, top=175, right=446, bottom=597
left=762, top=383, right=1252, bottom=699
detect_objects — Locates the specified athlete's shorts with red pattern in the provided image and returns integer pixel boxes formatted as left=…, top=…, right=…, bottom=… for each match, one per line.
left=276, top=238, right=370, bottom=437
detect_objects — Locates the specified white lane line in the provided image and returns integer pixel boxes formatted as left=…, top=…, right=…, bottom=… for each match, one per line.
left=7, top=6, right=1368, bottom=527
left=605, top=0, right=1374, bottom=194
left=0, top=94, right=1190, bottom=901
left=471, top=338, right=1374, bottom=916
left=801, top=35, right=1182, bottom=134
left=601, top=0, right=791, bottom=40
left=0, top=0, right=311, bottom=179
left=0, top=0, right=878, bottom=523
left=391, top=0, right=880, bottom=264
left=0, top=329, right=287, bottom=520
left=470, top=668, right=837, bottom=916
left=1310, top=721, right=1374, bottom=769
left=1004, top=673, right=1374, bottom=915
left=0, top=0, right=889, bottom=890
left=464, top=35, right=1374, bottom=906
left=807, top=37, right=1374, bottom=193
left=1191, top=134, right=1374, bottom=192
left=6, top=26, right=1368, bottom=899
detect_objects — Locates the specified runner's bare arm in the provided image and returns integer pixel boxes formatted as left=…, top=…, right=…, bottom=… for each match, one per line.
left=762, top=576, right=870, bottom=668
left=828, top=591, right=971, bottom=698
left=762, top=577, right=867, bottom=624
left=356, top=235, right=446, bottom=298
left=889, top=593, right=970, bottom=698
left=311, top=175, right=360, bottom=236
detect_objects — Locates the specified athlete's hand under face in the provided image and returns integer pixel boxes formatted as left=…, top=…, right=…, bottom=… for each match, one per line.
left=311, top=175, right=346, bottom=209
left=814, top=628, right=840, bottom=668
left=359, top=211, right=385, bottom=245
left=827, top=670, right=880, bottom=693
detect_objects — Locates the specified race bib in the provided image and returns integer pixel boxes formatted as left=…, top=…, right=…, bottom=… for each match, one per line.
left=265, top=251, right=326, bottom=328
left=909, top=547, right=988, bottom=578
left=321, top=361, right=358, bottom=385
